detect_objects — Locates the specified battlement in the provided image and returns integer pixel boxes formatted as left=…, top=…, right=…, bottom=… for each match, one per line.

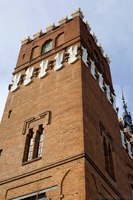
left=18, top=8, right=110, bottom=69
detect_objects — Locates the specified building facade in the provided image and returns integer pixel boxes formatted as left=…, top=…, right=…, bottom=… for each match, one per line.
left=0, top=9, right=133, bottom=200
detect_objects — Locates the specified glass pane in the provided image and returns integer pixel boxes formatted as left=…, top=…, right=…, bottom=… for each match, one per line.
left=42, top=40, right=53, bottom=53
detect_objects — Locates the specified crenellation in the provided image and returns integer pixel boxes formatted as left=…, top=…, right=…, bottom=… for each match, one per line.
left=33, top=29, right=43, bottom=39
left=58, top=16, right=68, bottom=25
left=105, top=54, right=111, bottom=64
left=86, top=21, right=91, bottom=32
left=98, top=43, right=104, bottom=55
left=45, top=23, right=55, bottom=32
left=21, top=36, right=32, bottom=45
left=92, top=32, right=98, bottom=44
left=71, top=8, right=84, bottom=19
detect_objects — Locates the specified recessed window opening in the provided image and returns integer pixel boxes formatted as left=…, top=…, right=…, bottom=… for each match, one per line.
left=103, top=137, right=115, bottom=178
left=0, top=149, right=3, bottom=156
left=33, top=124, right=44, bottom=159
left=23, top=124, right=44, bottom=163
left=42, top=39, right=53, bottom=54
left=8, top=110, right=12, bottom=118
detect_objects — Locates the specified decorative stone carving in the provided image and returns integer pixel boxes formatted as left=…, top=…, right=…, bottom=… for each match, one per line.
left=105, top=84, right=111, bottom=103
left=120, top=131, right=126, bottom=149
left=54, top=52, right=64, bottom=71
left=112, top=94, right=117, bottom=111
left=24, top=67, right=34, bottom=86
left=38, top=60, right=49, bottom=78
left=11, top=73, right=21, bottom=92
left=82, top=47, right=88, bottom=66
left=127, top=140, right=133, bottom=158
left=98, top=72, right=104, bottom=92
left=90, top=60, right=97, bottom=79
left=68, top=46, right=78, bottom=64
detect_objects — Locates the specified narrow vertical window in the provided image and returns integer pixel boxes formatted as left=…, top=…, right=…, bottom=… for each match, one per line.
left=103, top=137, right=115, bottom=178
left=33, top=124, right=44, bottom=158
left=108, top=143, right=115, bottom=177
left=23, top=128, right=34, bottom=162
left=103, top=137, right=109, bottom=171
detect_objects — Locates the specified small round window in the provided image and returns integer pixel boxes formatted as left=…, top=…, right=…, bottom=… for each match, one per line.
left=42, top=39, right=53, bottom=54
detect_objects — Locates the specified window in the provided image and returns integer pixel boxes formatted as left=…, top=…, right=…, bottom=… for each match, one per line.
left=103, top=137, right=115, bottom=178
left=41, top=39, right=53, bottom=54
left=23, top=125, right=44, bottom=163
left=12, top=192, right=48, bottom=200
left=33, top=125, right=44, bottom=158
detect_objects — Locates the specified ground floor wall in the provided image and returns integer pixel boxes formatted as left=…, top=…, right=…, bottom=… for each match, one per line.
left=0, top=156, right=85, bottom=200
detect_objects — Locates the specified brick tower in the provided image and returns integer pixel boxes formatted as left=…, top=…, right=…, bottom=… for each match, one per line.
left=0, top=9, right=133, bottom=200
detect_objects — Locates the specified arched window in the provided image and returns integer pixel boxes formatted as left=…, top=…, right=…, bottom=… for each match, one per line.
left=41, top=39, right=53, bottom=54
left=55, top=32, right=64, bottom=47
left=23, top=125, right=44, bottom=163
left=30, top=46, right=40, bottom=60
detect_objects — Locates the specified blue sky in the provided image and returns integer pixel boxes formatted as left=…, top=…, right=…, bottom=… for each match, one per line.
left=0, top=0, right=133, bottom=120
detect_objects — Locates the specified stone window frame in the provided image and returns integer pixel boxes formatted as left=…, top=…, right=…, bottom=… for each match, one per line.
left=99, top=121, right=115, bottom=179
left=22, top=111, right=50, bottom=164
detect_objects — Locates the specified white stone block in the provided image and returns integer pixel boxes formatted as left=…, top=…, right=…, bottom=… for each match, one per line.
left=68, top=45, right=78, bottom=64
left=11, top=73, right=21, bottom=92
left=24, top=67, right=34, bottom=86
left=54, top=53, right=64, bottom=71
left=38, top=60, right=49, bottom=78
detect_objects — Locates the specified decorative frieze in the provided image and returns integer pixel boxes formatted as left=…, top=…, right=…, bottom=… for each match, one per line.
left=10, top=44, right=116, bottom=113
